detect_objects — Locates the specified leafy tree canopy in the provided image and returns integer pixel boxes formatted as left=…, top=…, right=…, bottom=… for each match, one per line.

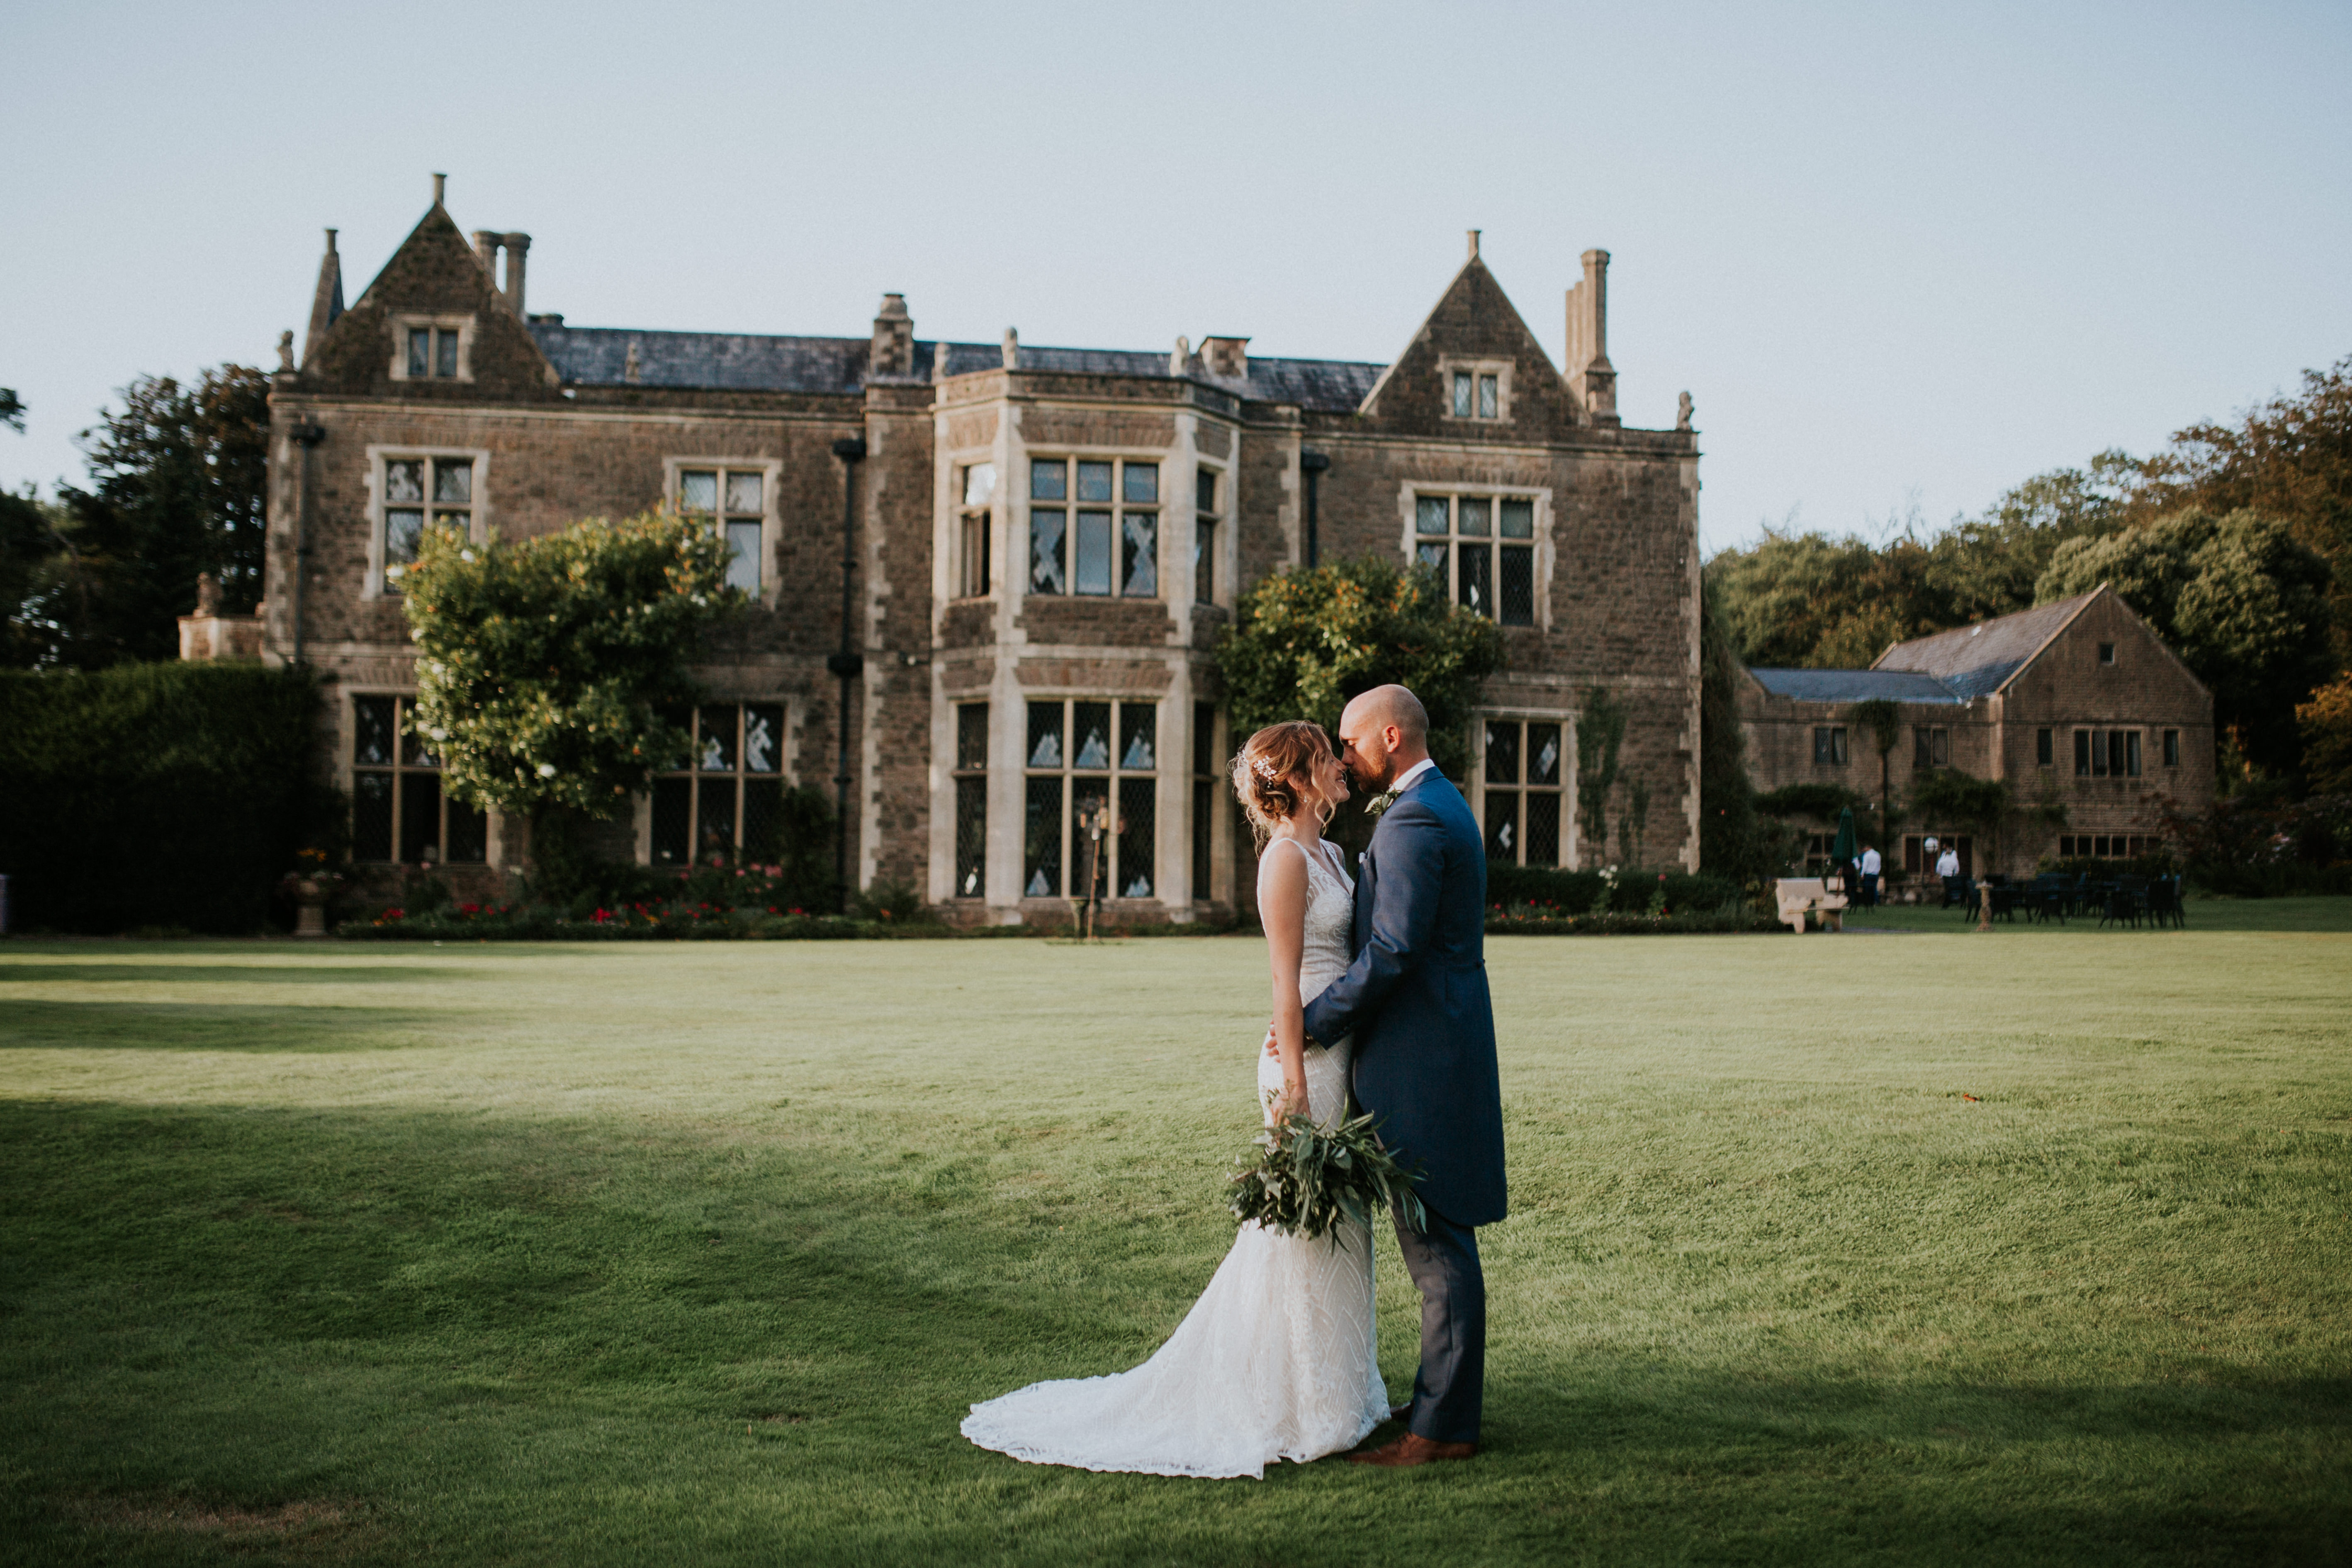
left=7, top=366, right=272, bottom=669
left=2297, top=676, right=2352, bottom=796
left=401, top=511, right=740, bottom=823
left=2038, top=507, right=2334, bottom=775
left=1216, top=555, right=1503, bottom=779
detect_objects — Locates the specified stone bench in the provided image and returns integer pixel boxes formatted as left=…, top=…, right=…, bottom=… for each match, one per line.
left=1774, top=877, right=1848, bottom=934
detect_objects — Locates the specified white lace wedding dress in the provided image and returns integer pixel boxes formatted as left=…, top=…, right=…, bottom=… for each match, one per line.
left=961, top=836, right=1389, bottom=1478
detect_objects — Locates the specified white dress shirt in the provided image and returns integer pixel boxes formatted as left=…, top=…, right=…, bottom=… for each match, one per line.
left=1390, top=756, right=1438, bottom=793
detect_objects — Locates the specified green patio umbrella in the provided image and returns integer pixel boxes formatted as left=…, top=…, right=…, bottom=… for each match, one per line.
left=1829, top=806, right=1858, bottom=887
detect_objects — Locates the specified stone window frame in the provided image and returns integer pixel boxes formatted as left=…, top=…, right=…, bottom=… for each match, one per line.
left=1473, top=707, right=1573, bottom=869
left=363, top=444, right=491, bottom=599
left=343, top=688, right=489, bottom=868
left=1018, top=695, right=1163, bottom=903
left=1193, top=461, right=1228, bottom=608
left=1813, top=726, right=1851, bottom=767
left=662, top=457, right=783, bottom=605
left=1398, top=482, right=1552, bottom=630
left=387, top=312, right=478, bottom=383
left=1437, top=356, right=1513, bottom=423
left=952, top=460, right=996, bottom=602
left=1023, top=452, right=1165, bottom=602
left=953, top=701, right=988, bottom=898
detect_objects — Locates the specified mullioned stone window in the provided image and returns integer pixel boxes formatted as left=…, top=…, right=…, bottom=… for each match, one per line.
left=1028, top=459, right=1158, bottom=600
left=1022, top=699, right=1156, bottom=899
left=672, top=466, right=769, bottom=594
left=350, top=693, right=487, bottom=866
left=1481, top=719, right=1564, bottom=866
left=370, top=449, right=483, bottom=596
left=1413, top=493, right=1535, bottom=625
left=954, top=704, right=988, bottom=898
left=650, top=703, right=788, bottom=866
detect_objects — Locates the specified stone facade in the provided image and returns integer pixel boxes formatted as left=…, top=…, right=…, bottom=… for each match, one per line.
left=1738, top=587, right=2215, bottom=880
left=259, top=191, right=1702, bottom=921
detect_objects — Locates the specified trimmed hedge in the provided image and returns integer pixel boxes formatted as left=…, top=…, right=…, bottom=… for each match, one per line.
left=0, top=664, right=337, bottom=934
left=1484, top=861, right=1742, bottom=917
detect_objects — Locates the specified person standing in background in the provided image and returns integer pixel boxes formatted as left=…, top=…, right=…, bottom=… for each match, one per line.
left=1859, top=844, right=1882, bottom=907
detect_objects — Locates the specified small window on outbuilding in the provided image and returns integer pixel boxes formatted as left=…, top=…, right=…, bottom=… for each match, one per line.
left=1813, top=726, right=1849, bottom=766
left=2036, top=727, right=2053, bottom=766
left=2098, top=642, right=2116, bottom=665
left=2163, top=729, right=2180, bottom=767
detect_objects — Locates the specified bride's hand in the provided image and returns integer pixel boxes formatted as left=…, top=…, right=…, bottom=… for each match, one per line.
left=1274, top=1078, right=1311, bottom=1121
left=1264, top=1023, right=1279, bottom=1060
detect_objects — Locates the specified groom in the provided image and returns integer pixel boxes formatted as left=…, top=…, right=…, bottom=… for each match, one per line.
left=1300, top=684, right=1506, bottom=1467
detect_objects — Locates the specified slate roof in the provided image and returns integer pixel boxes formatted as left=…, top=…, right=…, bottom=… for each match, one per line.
left=1747, top=669, right=1969, bottom=705
left=526, top=323, right=1383, bottom=409
left=1873, top=591, right=2098, bottom=699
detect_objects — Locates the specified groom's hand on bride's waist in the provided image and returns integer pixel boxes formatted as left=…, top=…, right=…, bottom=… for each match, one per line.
left=1265, top=1023, right=1321, bottom=1058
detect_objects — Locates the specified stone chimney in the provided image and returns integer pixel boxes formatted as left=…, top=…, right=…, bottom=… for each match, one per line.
left=870, top=293, right=914, bottom=378
left=301, top=229, right=343, bottom=368
left=1200, top=335, right=1250, bottom=380
left=471, top=230, right=531, bottom=318
left=1564, top=248, right=1617, bottom=427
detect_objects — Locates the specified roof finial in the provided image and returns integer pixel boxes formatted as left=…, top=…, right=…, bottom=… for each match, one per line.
left=432, top=172, right=447, bottom=208
left=1467, top=229, right=1481, bottom=260
left=1001, top=328, right=1019, bottom=371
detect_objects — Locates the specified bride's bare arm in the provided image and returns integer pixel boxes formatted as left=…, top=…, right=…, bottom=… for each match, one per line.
left=1259, top=843, right=1312, bottom=1121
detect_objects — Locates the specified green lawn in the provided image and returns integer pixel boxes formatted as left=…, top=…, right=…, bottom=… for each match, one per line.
left=2, top=923, right=2347, bottom=1566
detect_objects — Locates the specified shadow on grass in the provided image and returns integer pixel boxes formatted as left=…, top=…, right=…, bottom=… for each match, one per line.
left=0, top=963, right=475, bottom=987
left=2, top=1097, right=2345, bottom=1566
left=0, top=999, right=458, bottom=1051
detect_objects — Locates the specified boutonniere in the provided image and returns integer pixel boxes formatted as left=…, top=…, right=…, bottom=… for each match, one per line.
left=1364, top=790, right=1400, bottom=820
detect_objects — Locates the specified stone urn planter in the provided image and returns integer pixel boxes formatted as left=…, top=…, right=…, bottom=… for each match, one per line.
left=283, top=866, right=344, bottom=939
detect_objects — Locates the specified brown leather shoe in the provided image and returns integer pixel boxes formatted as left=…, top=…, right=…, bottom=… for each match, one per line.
left=1349, top=1432, right=1478, bottom=1467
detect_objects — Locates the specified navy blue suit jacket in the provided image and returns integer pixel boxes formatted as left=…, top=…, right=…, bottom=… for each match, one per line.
left=1301, top=767, right=1508, bottom=1228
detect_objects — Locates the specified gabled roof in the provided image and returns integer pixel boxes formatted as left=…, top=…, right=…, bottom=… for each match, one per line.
left=1747, top=669, right=1968, bottom=705
left=1873, top=590, right=2100, bottom=698
left=525, top=322, right=1384, bottom=408
left=1355, top=250, right=1568, bottom=431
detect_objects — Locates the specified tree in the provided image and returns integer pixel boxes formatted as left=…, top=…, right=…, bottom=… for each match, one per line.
left=1217, top=554, right=1504, bottom=780
left=2038, top=508, right=2335, bottom=777
left=1849, top=696, right=1903, bottom=849
left=2136, top=355, right=2352, bottom=654
left=1696, top=573, right=1783, bottom=885
left=2297, top=675, right=2352, bottom=795
left=399, top=510, right=741, bottom=863
left=0, top=388, right=23, bottom=433
left=44, top=366, right=272, bottom=667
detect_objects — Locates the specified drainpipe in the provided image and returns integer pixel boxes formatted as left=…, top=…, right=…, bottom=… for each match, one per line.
left=1299, top=449, right=1329, bottom=569
left=828, top=435, right=868, bottom=914
left=287, top=420, right=326, bottom=664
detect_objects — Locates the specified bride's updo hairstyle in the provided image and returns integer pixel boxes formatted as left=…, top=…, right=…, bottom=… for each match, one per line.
left=1231, top=720, right=1332, bottom=846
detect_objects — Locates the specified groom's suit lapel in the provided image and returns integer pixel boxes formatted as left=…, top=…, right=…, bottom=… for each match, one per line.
left=1352, top=768, right=1443, bottom=954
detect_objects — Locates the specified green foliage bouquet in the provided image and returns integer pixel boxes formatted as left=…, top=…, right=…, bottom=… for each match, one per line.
left=1228, top=1104, right=1425, bottom=1249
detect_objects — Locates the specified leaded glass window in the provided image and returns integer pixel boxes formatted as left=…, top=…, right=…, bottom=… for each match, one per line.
left=1026, top=458, right=1160, bottom=600
left=405, top=325, right=462, bottom=379
left=1482, top=717, right=1563, bottom=868
left=676, top=466, right=766, bottom=593
left=1021, top=698, right=1158, bottom=899
left=1412, top=493, right=1534, bottom=626
left=350, top=694, right=487, bottom=865
left=1449, top=369, right=1502, bottom=420
left=651, top=702, right=788, bottom=866
left=379, top=455, right=474, bottom=592
left=954, top=703, right=987, bottom=898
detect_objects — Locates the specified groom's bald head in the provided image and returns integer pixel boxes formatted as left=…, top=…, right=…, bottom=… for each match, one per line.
left=1335, top=684, right=1430, bottom=792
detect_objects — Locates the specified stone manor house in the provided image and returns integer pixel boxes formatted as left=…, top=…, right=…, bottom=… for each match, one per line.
left=249, top=178, right=1703, bottom=921
left=1738, top=587, right=2215, bottom=882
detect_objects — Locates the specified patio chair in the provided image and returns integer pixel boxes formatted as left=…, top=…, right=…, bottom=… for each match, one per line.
left=2098, top=882, right=2142, bottom=930
left=2145, top=876, right=2185, bottom=931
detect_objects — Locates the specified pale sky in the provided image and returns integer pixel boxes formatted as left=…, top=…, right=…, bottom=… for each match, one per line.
left=5, top=0, right=2347, bottom=557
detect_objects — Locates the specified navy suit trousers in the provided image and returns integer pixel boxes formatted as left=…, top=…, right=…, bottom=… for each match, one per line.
left=1392, top=1199, right=1484, bottom=1444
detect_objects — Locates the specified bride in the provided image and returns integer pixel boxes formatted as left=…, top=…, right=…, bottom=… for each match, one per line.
left=961, top=720, right=1391, bottom=1478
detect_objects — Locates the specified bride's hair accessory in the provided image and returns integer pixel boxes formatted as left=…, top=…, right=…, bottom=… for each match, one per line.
left=1231, top=720, right=1334, bottom=847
